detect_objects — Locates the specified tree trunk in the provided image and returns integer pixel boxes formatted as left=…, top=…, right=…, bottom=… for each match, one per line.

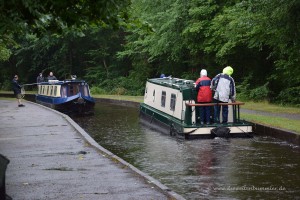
left=103, top=59, right=109, bottom=78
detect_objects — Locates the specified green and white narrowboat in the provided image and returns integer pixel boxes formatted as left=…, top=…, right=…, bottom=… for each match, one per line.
left=139, top=77, right=253, bottom=139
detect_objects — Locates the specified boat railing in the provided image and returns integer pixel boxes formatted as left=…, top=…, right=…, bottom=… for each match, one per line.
left=184, top=101, right=245, bottom=125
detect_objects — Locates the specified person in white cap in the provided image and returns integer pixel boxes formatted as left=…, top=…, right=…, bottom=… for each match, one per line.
left=195, top=69, right=212, bottom=125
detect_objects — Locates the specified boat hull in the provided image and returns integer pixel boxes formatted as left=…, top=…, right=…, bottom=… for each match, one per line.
left=140, top=103, right=253, bottom=139
left=36, top=95, right=95, bottom=114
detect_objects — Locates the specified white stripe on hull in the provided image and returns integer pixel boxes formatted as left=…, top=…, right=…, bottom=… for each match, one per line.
left=184, top=126, right=252, bottom=135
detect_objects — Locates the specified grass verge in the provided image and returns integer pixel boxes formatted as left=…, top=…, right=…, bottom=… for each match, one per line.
left=241, top=101, right=300, bottom=114
left=92, top=94, right=144, bottom=103
left=241, top=113, right=300, bottom=134
left=0, top=97, right=14, bottom=100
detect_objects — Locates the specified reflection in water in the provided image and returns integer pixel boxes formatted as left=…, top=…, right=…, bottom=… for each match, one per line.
left=73, top=102, right=300, bottom=199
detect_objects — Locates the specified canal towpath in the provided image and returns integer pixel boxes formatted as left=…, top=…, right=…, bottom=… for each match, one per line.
left=0, top=100, right=184, bottom=200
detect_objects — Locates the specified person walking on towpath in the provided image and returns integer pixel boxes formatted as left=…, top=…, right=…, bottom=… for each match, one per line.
left=211, top=66, right=236, bottom=124
left=195, top=69, right=212, bottom=125
left=12, top=75, right=25, bottom=107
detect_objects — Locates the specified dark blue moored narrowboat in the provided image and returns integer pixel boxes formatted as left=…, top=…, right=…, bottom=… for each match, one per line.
left=36, top=79, right=95, bottom=114
left=139, top=77, right=253, bottom=139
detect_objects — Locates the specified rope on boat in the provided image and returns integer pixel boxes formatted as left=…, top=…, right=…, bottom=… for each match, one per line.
left=18, top=82, right=38, bottom=99
left=235, top=125, right=253, bottom=138
left=20, top=86, right=25, bottom=99
left=22, top=83, right=39, bottom=86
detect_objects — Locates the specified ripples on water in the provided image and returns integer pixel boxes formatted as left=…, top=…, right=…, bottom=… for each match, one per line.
left=73, top=102, right=300, bottom=200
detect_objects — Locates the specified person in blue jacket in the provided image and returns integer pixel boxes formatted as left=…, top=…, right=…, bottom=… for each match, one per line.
left=12, top=75, right=25, bottom=107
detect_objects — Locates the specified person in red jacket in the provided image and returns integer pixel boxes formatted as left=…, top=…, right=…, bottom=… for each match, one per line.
left=195, top=69, right=212, bottom=125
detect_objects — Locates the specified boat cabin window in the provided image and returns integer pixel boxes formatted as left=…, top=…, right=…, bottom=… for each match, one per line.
left=68, top=84, right=79, bottom=96
left=153, top=89, right=156, bottom=102
left=161, top=91, right=166, bottom=107
left=145, top=87, right=148, bottom=98
left=49, top=86, right=53, bottom=96
left=81, top=84, right=89, bottom=96
left=53, top=86, right=57, bottom=96
left=45, top=86, right=49, bottom=96
left=170, top=93, right=176, bottom=111
left=61, top=85, right=67, bottom=97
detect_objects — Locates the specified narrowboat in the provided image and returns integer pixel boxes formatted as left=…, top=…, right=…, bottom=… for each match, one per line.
left=36, top=79, right=95, bottom=114
left=139, top=77, right=253, bottom=139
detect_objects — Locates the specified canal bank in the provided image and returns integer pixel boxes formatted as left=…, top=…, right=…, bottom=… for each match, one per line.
left=0, top=99, right=184, bottom=200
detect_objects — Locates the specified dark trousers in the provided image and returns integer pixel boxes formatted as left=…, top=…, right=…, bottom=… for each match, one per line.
left=197, top=103, right=211, bottom=124
left=213, top=99, right=228, bottom=123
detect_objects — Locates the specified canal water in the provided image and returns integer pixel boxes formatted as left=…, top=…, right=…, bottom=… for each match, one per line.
left=73, top=102, right=300, bottom=200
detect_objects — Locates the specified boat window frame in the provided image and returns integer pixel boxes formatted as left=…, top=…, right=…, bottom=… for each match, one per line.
left=81, top=83, right=89, bottom=96
left=68, top=83, right=80, bottom=96
left=49, top=86, right=53, bottom=96
left=161, top=91, right=166, bottom=107
left=41, top=85, right=45, bottom=95
left=61, top=85, right=67, bottom=98
left=170, top=93, right=176, bottom=111
left=144, top=87, right=148, bottom=98
left=54, top=86, right=57, bottom=96
left=153, top=89, right=156, bottom=102
left=45, top=86, right=49, bottom=96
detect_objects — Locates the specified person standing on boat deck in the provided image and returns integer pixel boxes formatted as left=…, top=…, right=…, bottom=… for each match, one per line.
left=47, top=72, right=57, bottom=81
left=195, top=69, right=212, bottom=125
left=12, top=75, right=25, bottom=107
left=211, top=66, right=236, bottom=124
left=36, top=73, right=44, bottom=83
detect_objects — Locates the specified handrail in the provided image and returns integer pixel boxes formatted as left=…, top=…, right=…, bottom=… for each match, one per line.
left=186, top=101, right=245, bottom=107
left=184, top=101, right=244, bottom=125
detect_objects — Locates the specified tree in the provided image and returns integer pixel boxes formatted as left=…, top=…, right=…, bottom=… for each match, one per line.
left=0, top=0, right=130, bottom=61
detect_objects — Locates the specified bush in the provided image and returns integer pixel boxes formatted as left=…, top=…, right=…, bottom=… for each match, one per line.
left=248, top=82, right=270, bottom=102
left=276, top=86, right=300, bottom=106
left=0, top=80, right=12, bottom=91
left=236, top=74, right=270, bottom=102
left=90, top=86, right=107, bottom=95
left=236, top=74, right=252, bottom=100
left=181, top=71, right=198, bottom=80
left=111, top=87, right=127, bottom=95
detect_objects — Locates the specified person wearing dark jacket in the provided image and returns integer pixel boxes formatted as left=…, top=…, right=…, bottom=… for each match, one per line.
left=211, top=66, right=236, bottom=124
left=47, top=72, right=57, bottom=81
left=12, top=75, right=25, bottom=107
left=37, top=73, right=44, bottom=83
left=195, top=69, right=212, bottom=125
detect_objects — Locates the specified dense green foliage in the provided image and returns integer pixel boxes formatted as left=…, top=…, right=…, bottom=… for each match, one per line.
left=0, top=0, right=299, bottom=105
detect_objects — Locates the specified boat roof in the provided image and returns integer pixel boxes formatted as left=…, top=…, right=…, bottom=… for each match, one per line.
left=147, top=77, right=195, bottom=91
left=38, top=80, right=89, bottom=85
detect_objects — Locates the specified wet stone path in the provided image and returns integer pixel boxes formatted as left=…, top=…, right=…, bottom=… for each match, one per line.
left=0, top=100, right=183, bottom=200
